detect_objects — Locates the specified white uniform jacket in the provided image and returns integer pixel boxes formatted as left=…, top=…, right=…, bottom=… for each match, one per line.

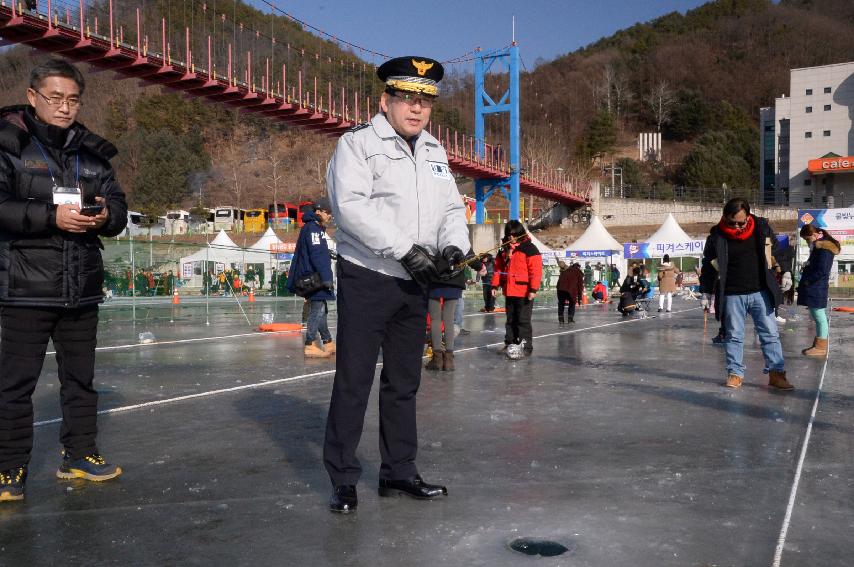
left=327, top=113, right=470, bottom=280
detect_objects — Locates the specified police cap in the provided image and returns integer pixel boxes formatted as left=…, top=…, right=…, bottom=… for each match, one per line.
left=377, top=56, right=444, bottom=97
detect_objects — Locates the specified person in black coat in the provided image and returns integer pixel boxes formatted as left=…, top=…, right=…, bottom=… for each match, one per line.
left=478, top=253, right=495, bottom=312
left=700, top=198, right=790, bottom=391
left=425, top=251, right=480, bottom=371
left=0, top=60, right=127, bottom=501
left=617, top=267, right=649, bottom=315
left=286, top=200, right=336, bottom=358
left=797, top=224, right=840, bottom=358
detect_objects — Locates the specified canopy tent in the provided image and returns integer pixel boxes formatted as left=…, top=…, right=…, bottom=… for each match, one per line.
left=645, top=213, right=692, bottom=248
left=210, top=229, right=238, bottom=248
left=526, top=232, right=565, bottom=266
left=566, top=216, right=623, bottom=254
left=178, top=230, right=276, bottom=285
left=624, top=213, right=705, bottom=259
left=249, top=227, right=283, bottom=251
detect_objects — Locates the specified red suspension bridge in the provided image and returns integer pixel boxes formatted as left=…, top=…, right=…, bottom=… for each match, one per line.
left=0, top=1, right=590, bottom=208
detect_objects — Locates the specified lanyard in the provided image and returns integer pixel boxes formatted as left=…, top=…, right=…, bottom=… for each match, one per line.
left=31, top=137, right=79, bottom=189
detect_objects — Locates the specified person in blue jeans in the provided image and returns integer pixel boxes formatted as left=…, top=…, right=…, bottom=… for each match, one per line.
left=700, top=198, right=791, bottom=390
left=286, top=199, right=336, bottom=358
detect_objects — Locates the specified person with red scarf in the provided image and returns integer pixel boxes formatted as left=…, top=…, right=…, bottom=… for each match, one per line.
left=700, top=198, right=791, bottom=390
left=492, top=220, right=542, bottom=355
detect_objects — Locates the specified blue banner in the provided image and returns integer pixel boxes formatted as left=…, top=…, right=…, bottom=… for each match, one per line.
left=566, top=249, right=615, bottom=258
left=623, top=240, right=705, bottom=259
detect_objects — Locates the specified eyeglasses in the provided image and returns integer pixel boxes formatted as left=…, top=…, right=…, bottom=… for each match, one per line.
left=33, top=90, right=82, bottom=108
left=725, top=218, right=747, bottom=228
left=391, top=92, right=435, bottom=108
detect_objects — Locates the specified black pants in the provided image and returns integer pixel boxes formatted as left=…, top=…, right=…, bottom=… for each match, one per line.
left=504, top=296, right=534, bottom=349
left=0, top=306, right=99, bottom=470
left=557, top=291, right=575, bottom=321
left=323, top=259, right=427, bottom=486
left=482, top=284, right=495, bottom=311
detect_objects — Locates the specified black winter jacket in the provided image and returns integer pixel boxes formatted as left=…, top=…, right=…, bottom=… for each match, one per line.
left=0, top=105, right=127, bottom=308
left=699, top=215, right=781, bottom=320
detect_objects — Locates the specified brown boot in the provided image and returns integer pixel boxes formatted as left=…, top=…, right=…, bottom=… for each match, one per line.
left=322, top=340, right=336, bottom=355
left=443, top=351, right=455, bottom=371
left=425, top=350, right=444, bottom=371
left=769, top=370, right=794, bottom=391
left=803, top=337, right=828, bottom=358
left=725, top=374, right=742, bottom=389
left=304, top=343, right=332, bottom=358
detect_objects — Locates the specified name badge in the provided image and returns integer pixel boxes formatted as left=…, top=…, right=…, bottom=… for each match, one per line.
left=428, top=162, right=452, bottom=180
left=53, top=186, right=82, bottom=207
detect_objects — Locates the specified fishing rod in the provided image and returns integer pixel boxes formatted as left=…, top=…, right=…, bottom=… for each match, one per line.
left=440, top=234, right=525, bottom=280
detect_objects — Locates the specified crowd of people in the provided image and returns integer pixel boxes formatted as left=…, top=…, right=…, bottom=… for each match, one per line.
left=0, top=57, right=841, bottom=523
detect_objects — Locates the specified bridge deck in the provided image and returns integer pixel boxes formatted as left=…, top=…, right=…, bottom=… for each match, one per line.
left=0, top=296, right=850, bottom=566
left=0, top=5, right=589, bottom=208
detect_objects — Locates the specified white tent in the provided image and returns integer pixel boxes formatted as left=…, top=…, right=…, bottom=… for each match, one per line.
left=645, top=213, right=692, bottom=246
left=643, top=213, right=705, bottom=258
left=178, top=231, right=276, bottom=286
left=250, top=227, right=283, bottom=251
left=210, top=229, right=238, bottom=248
left=567, top=216, right=623, bottom=252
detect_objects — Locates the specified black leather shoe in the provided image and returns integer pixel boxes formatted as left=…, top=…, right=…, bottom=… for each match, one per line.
left=329, top=485, right=357, bottom=514
left=378, top=475, right=448, bottom=499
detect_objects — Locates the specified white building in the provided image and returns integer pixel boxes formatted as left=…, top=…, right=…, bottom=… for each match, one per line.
left=760, top=61, right=854, bottom=207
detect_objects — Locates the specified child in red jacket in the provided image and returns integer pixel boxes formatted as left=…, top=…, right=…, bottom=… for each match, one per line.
left=491, top=220, right=542, bottom=355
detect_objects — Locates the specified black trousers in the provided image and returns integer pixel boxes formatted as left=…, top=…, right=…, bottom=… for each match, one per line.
left=0, top=306, right=100, bottom=470
left=482, top=284, right=495, bottom=311
left=504, top=296, right=534, bottom=349
left=557, top=291, right=576, bottom=321
left=323, top=259, right=427, bottom=486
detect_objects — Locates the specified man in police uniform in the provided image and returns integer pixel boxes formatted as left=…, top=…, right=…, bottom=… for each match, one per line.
left=323, top=56, right=470, bottom=513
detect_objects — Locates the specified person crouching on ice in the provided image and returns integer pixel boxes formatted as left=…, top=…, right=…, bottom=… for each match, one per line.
left=492, top=220, right=542, bottom=357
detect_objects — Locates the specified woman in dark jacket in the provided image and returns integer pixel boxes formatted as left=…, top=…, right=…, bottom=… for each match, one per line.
left=797, top=224, right=840, bottom=358
left=556, top=261, right=584, bottom=323
left=426, top=250, right=479, bottom=371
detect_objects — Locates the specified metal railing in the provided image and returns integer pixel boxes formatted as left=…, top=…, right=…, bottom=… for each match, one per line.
left=602, top=185, right=769, bottom=205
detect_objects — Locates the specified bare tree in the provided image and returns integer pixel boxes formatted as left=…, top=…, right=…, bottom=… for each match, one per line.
left=612, top=74, right=633, bottom=131
left=646, top=80, right=674, bottom=132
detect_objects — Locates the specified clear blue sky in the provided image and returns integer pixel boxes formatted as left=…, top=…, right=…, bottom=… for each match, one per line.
left=249, top=0, right=710, bottom=68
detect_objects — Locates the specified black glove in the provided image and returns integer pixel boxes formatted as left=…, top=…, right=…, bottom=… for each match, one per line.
left=322, top=280, right=334, bottom=291
left=400, top=244, right=439, bottom=288
left=442, top=245, right=465, bottom=268
left=466, top=249, right=483, bottom=272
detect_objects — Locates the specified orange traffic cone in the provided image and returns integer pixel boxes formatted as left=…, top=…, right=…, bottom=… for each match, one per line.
left=582, top=293, right=589, bottom=305
left=172, top=290, right=180, bottom=305
left=248, top=289, right=255, bottom=303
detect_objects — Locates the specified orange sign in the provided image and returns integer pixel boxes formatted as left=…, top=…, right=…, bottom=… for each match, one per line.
left=808, top=156, right=854, bottom=174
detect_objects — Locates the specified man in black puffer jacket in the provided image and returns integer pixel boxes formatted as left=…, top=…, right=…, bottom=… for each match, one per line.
left=0, top=60, right=127, bottom=502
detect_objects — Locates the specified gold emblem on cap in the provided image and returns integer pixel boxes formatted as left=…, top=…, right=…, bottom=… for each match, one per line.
left=412, top=59, right=434, bottom=77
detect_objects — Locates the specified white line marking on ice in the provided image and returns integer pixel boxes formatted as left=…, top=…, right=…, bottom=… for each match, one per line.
left=35, top=306, right=690, bottom=426
left=771, top=317, right=832, bottom=566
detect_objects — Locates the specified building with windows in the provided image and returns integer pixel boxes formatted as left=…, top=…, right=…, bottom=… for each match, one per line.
left=760, top=61, right=854, bottom=207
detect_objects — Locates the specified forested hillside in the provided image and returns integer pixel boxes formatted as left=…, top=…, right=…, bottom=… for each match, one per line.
left=0, top=0, right=375, bottom=217
left=1, top=0, right=853, bottom=214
